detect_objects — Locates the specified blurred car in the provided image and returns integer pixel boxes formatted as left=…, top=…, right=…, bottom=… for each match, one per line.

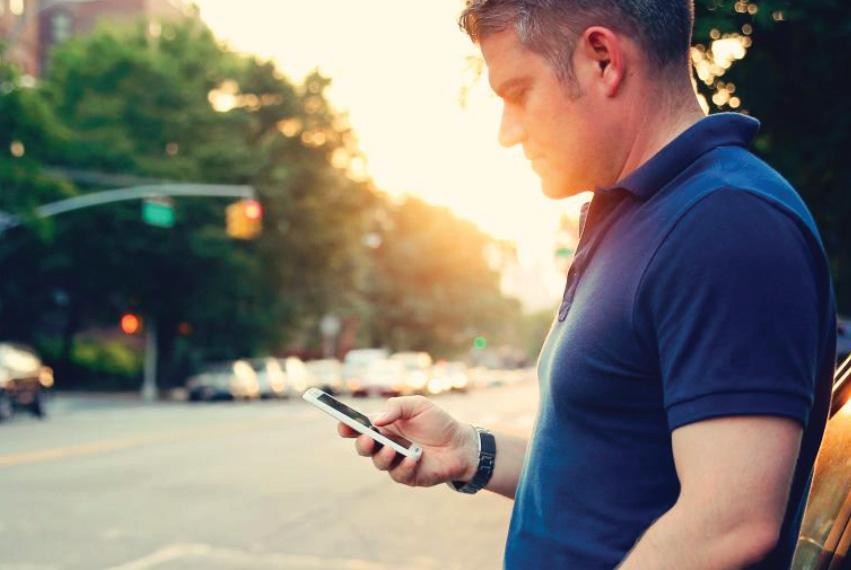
left=342, top=348, right=390, bottom=395
left=279, top=356, right=311, bottom=396
left=358, top=359, right=410, bottom=397
left=837, top=316, right=851, bottom=363
left=390, top=351, right=434, bottom=395
left=791, top=355, right=851, bottom=568
left=305, top=358, right=344, bottom=394
left=249, top=358, right=287, bottom=399
left=468, top=366, right=505, bottom=389
left=186, top=360, right=260, bottom=401
left=0, top=343, right=53, bottom=420
left=432, top=361, right=471, bottom=393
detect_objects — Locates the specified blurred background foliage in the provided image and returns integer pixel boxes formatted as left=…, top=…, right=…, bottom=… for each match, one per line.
left=0, top=19, right=522, bottom=389
left=0, top=0, right=848, bottom=390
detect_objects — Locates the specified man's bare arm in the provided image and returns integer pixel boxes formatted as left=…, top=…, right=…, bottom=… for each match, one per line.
left=617, top=415, right=802, bottom=569
left=480, top=431, right=527, bottom=499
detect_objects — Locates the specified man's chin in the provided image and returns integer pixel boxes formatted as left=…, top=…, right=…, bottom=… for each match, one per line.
left=540, top=177, right=585, bottom=200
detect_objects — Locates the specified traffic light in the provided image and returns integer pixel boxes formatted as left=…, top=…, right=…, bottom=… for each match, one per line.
left=226, top=199, right=263, bottom=239
left=120, top=313, right=142, bottom=335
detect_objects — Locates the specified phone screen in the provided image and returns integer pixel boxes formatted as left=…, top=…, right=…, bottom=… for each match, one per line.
left=317, top=392, right=414, bottom=451
left=318, top=392, right=374, bottom=429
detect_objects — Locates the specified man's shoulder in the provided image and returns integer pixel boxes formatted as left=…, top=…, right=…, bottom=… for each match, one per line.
left=653, top=145, right=820, bottom=244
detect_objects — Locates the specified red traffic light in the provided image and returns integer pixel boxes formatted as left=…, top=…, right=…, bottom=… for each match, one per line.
left=120, top=313, right=142, bottom=335
left=244, top=199, right=262, bottom=220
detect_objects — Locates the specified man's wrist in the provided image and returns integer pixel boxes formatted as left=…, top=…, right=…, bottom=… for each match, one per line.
left=461, top=423, right=480, bottom=481
left=449, top=425, right=496, bottom=494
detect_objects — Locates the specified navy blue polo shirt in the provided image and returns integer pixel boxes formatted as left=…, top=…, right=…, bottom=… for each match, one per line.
left=504, top=113, right=836, bottom=569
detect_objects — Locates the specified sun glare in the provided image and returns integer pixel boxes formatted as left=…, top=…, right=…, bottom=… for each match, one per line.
left=194, top=0, right=576, bottom=309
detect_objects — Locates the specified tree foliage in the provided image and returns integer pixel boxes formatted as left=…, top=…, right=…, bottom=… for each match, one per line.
left=0, top=19, right=519, bottom=388
left=364, top=196, right=521, bottom=356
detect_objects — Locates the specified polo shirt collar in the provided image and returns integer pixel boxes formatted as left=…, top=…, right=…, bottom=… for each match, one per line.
left=603, top=112, right=760, bottom=201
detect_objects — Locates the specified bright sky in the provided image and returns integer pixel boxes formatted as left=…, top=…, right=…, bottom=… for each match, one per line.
left=194, top=0, right=587, bottom=310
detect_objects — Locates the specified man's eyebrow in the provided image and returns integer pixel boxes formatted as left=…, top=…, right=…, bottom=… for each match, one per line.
left=493, top=77, right=530, bottom=98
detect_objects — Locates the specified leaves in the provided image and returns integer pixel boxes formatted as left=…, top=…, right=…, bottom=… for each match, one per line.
left=0, top=19, right=519, bottom=387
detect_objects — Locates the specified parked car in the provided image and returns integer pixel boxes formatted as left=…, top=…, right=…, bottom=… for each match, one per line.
left=279, top=356, right=311, bottom=396
left=432, top=361, right=471, bottom=393
left=342, top=348, right=390, bottom=395
left=249, top=358, right=287, bottom=399
left=791, top=354, right=851, bottom=568
left=305, top=358, right=344, bottom=394
left=837, top=316, right=851, bottom=363
left=358, top=359, right=410, bottom=397
left=186, top=360, right=260, bottom=401
left=468, top=366, right=507, bottom=389
left=0, top=343, right=53, bottom=420
left=391, top=351, right=433, bottom=394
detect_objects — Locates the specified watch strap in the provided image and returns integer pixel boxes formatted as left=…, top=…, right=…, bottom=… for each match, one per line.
left=449, top=426, right=496, bottom=494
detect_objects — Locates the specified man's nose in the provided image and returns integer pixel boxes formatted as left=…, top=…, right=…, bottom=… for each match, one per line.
left=498, top=105, right=524, bottom=148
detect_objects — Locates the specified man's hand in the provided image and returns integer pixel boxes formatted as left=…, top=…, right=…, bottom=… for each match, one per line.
left=337, top=395, right=479, bottom=487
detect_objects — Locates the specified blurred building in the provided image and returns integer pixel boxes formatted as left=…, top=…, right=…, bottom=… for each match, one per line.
left=1, top=0, right=195, bottom=76
left=1, top=0, right=41, bottom=76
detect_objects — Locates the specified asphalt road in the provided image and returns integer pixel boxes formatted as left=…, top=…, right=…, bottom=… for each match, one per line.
left=0, top=380, right=539, bottom=570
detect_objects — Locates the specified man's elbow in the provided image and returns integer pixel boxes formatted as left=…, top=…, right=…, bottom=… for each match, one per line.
left=726, top=516, right=782, bottom=567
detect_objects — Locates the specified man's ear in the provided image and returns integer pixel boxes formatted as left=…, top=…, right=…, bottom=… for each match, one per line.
left=575, top=26, right=626, bottom=97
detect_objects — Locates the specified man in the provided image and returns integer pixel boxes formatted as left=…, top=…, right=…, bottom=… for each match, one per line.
left=338, top=1, right=836, bottom=568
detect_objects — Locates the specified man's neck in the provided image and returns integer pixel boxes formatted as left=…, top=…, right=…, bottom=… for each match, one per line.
left=614, top=89, right=706, bottom=184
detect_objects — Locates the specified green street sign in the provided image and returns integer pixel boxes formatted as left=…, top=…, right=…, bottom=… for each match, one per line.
left=555, top=246, right=575, bottom=258
left=142, top=198, right=175, bottom=228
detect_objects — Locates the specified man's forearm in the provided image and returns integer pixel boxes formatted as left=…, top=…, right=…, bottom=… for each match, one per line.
left=483, top=431, right=527, bottom=499
left=616, top=502, right=779, bottom=569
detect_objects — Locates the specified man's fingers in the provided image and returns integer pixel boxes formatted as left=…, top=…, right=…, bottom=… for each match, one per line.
left=338, top=422, right=359, bottom=438
left=373, top=396, right=427, bottom=427
left=355, top=434, right=376, bottom=456
left=388, top=456, right=419, bottom=486
left=371, top=444, right=400, bottom=471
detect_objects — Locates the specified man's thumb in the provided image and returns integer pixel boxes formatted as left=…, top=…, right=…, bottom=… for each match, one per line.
left=372, top=397, right=418, bottom=426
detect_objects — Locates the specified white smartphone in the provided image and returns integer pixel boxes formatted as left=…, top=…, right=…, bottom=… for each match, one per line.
left=302, top=387, right=423, bottom=460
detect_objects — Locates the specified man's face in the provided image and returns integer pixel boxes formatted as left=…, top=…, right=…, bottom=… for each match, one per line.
left=481, top=29, right=612, bottom=198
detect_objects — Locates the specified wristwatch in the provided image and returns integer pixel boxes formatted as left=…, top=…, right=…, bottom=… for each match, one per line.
left=448, top=425, right=496, bottom=494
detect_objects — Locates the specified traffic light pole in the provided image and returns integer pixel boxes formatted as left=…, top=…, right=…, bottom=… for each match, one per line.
left=0, top=183, right=256, bottom=234
left=0, top=181, right=257, bottom=400
left=142, top=318, right=158, bottom=402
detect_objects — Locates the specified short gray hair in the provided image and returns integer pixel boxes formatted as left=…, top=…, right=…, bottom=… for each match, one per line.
left=459, top=0, right=694, bottom=83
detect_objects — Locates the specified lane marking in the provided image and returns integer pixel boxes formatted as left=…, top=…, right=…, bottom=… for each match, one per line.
left=0, top=416, right=299, bottom=469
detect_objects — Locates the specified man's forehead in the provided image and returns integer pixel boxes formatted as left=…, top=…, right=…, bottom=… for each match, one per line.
left=486, top=28, right=549, bottom=94
left=480, top=29, right=539, bottom=92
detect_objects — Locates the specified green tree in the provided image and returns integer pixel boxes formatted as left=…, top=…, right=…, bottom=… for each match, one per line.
left=0, top=46, right=77, bottom=346
left=364, top=196, right=522, bottom=357
left=2, top=20, right=376, bottom=388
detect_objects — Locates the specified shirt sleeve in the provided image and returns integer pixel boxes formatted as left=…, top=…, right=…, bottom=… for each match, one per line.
left=635, top=188, right=824, bottom=431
